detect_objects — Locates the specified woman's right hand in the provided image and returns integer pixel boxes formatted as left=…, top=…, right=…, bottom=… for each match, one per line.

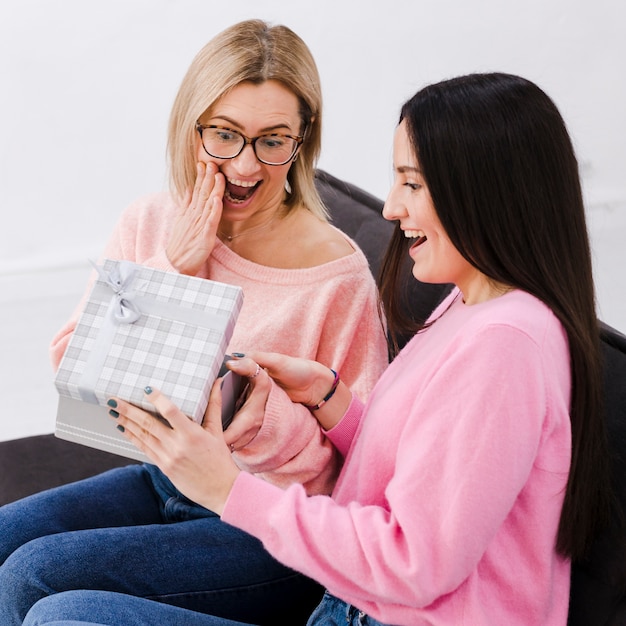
left=166, top=161, right=225, bottom=276
left=227, top=353, right=336, bottom=408
left=227, top=354, right=352, bottom=431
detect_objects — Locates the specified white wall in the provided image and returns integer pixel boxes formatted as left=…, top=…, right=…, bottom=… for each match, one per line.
left=1, top=0, right=625, bottom=263
left=1, top=0, right=625, bottom=440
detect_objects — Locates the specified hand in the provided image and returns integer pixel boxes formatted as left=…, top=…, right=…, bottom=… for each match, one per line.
left=219, top=365, right=272, bottom=452
left=226, top=353, right=334, bottom=408
left=109, top=383, right=240, bottom=515
left=166, top=162, right=225, bottom=276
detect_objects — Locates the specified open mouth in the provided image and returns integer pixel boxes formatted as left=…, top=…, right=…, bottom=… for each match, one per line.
left=224, top=177, right=261, bottom=204
left=404, top=229, right=427, bottom=247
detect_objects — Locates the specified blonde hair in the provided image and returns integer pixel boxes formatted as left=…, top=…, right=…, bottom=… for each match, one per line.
left=167, top=20, right=326, bottom=219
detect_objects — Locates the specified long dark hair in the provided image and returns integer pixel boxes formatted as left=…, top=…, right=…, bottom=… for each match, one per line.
left=379, top=72, right=611, bottom=561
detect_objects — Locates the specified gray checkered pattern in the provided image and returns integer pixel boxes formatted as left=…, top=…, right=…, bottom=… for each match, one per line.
left=55, top=259, right=243, bottom=422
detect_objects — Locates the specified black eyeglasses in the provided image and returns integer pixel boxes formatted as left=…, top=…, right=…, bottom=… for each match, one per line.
left=195, top=124, right=304, bottom=166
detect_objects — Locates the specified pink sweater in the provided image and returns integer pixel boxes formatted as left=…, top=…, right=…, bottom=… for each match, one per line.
left=222, top=289, right=573, bottom=625
left=50, top=192, right=389, bottom=495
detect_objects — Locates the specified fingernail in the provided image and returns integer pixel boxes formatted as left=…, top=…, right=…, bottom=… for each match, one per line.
left=144, top=386, right=153, bottom=395
left=109, top=409, right=119, bottom=418
left=231, top=353, right=245, bottom=358
left=116, top=425, right=125, bottom=432
left=107, top=399, right=117, bottom=408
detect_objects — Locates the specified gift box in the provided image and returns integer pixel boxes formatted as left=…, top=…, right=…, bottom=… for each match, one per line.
left=54, top=259, right=243, bottom=426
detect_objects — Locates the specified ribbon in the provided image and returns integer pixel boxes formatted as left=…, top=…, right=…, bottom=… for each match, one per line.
left=77, top=260, right=232, bottom=407
left=90, top=259, right=142, bottom=324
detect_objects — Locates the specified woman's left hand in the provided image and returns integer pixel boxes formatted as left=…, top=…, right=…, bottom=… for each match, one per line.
left=221, top=358, right=272, bottom=452
left=110, top=383, right=240, bottom=515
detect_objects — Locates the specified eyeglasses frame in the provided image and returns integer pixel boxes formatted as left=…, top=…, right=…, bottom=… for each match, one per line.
left=195, top=123, right=305, bottom=166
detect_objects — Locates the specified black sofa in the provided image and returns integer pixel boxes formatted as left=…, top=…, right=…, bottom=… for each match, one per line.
left=0, top=170, right=624, bottom=625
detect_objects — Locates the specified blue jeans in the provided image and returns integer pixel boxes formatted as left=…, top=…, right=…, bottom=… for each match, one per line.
left=23, top=590, right=389, bottom=625
left=0, top=465, right=322, bottom=626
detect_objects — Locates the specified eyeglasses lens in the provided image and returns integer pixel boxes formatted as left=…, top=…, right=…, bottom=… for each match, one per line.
left=201, top=127, right=297, bottom=165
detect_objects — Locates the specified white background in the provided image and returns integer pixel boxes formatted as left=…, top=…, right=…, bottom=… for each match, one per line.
left=1, top=0, right=625, bottom=440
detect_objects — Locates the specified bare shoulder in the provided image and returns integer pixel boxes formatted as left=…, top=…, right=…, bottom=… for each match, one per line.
left=295, top=211, right=356, bottom=266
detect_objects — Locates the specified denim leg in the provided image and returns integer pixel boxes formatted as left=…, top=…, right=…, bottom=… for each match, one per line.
left=0, top=469, right=322, bottom=626
left=306, top=591, right=390, bottom=626
left=0, top=465, right=162, bottom=564
left=23, top=590, right=255, bottom=626
left=0, top=466, right=163, bottom=626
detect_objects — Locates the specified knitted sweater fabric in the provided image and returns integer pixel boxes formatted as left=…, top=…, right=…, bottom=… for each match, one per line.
left=50, top=191, right=389, bottom=495
left=222, top=288, right=572, bottom=625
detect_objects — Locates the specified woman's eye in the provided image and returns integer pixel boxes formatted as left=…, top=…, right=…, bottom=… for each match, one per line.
left=259, top=136, right=285, bottom=149
left=404, top=182, right=421, bottom=191
left=216, top=131, right=236, bottom=142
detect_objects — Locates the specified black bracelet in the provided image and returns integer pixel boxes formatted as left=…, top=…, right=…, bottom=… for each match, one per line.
left=304, top=369, right=340, bottom=411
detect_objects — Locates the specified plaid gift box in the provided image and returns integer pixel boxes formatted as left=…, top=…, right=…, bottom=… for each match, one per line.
left=54, top=259, right=243, bottom=424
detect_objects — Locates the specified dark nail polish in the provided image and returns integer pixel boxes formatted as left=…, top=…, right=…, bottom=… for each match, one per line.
left=144, top=386, right=153, bottom=395
left=109, top=409, right=119, bottom=418
left=116, top=425, right=125, bottom=432
left=107, top=399, right=117, bottom=408
left=231, top=352, right=245, bottom=358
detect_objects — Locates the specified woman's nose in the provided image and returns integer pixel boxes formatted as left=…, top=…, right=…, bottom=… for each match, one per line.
left=233, top=143, right=262, bottom=173
left=382, top=192, right=405, bottom=222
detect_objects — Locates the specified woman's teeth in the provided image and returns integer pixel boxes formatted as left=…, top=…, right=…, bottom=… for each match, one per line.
left=225, top=177, right=260, bottom=203
left=404, top=229, right=425, bottom=239
left=227, top=177, right=258, bottom=188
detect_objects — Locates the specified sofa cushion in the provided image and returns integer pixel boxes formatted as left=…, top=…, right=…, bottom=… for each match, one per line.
left=0, top=434, right=137, bottom=506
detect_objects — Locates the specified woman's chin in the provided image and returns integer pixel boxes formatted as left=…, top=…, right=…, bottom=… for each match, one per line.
left=411, top=265, right=435, bottom=284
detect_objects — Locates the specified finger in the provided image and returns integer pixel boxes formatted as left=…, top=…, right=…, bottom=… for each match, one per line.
left=201, top=194, right=223, bottom=240
left=116, top=413, right=161, bottom=460
left=197, top=162, right=218, bottom=207
left=109, top=396, right=160, bottom=434
left=203, top=377, right=225, bottom=433
left=222, top=380, right=268, bottom=448
left=230, top=351, right=288, bottom=379
left=189, top=162, right=206, bottom=210
left=211, top=170, right=226, bottom=203
left=140, top=386, right=193, bottom=432
left=224, top=355, right=264, bottom=378
left=108, top=397, right=166, bottom=459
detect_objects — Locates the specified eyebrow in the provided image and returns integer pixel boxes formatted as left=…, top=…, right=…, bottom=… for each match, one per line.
left=207, top=115, right=294, bottom=134
left=395, top=165, right=422, bottom=175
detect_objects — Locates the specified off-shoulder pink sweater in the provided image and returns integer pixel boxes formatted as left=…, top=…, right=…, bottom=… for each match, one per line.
left=50, top=192, right=389, bottom=496
left=222, top=289, right=573, bottom=625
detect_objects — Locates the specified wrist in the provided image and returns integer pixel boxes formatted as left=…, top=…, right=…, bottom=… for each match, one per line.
left=203, top=464, right=241, bottom=516
left=304, top=368, right=340, bottom=411
left=310, top=381, right=352, bottom=431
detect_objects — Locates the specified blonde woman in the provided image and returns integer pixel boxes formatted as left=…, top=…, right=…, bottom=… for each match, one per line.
left=0, top=20, right=389, bottom=625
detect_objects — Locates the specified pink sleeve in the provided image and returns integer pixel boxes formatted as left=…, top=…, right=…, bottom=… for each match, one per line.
left=222, top=325, right=570, bottom=610
left=323, top=394, right=364, bottom=457
left=233, top=387, right=364, bottom=496
left=233, top=381, right=341, bottom=495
